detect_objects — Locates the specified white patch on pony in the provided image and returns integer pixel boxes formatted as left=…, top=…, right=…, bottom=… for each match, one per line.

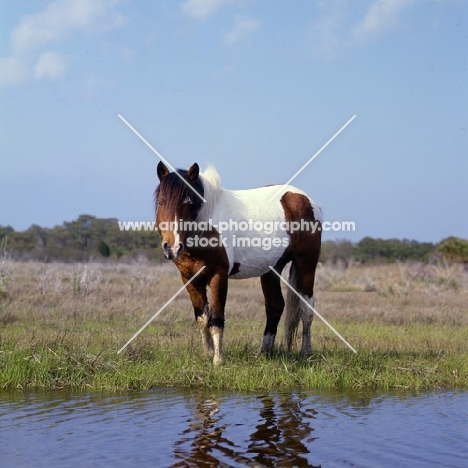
left=167, top=214, right=181, bottom=258
left=196, top=166, right=321, bottom=279
left=173, top=215, right=180, bottom=246
left=210, top=326, right=224, bottom=366
left=210, top=185, right=301, bottom=278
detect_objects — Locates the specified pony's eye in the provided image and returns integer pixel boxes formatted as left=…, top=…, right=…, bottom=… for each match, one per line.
left=183, top=195, right=193, bottom=205
left=157, top=199, right=165, bottom=206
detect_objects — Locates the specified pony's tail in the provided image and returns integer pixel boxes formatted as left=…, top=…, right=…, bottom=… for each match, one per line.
left=284, top=263, right=301, bottom=350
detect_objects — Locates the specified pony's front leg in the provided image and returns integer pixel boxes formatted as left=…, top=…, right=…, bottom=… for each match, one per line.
left=208, top=272, right=228, bottom=366
left=198, top=304, right=213, bottom=357
left=184, top=279, right=213, bottom=358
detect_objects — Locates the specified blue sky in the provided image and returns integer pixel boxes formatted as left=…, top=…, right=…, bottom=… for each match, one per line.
left=1, top=0, right=467, bottom=242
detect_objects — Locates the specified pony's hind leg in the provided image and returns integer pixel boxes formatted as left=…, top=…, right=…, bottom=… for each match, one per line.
left=258, top=269, right=285, bottom=355
left=285, top=256, right=319, bottom=355
left=299, top=296, right=314, bottom=355
left=294, top=266, right=317, bottom=356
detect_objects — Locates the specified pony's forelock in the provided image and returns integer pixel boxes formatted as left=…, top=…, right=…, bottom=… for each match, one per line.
left=155, top=168, right=204, bottom=219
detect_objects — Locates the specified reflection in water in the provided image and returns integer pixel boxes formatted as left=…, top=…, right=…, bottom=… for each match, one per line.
left=172, top=392, right=321, bottom=467
left=0, top=389, right=467, bottom=467
left=172, top=397, right=223, bottom=466
left=172, top=395, right=252, bottom=466
left=247, top=394, right=320, bottom=467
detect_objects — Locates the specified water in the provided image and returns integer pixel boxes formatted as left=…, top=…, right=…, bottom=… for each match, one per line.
left=0, top=389, right=466, bottom=467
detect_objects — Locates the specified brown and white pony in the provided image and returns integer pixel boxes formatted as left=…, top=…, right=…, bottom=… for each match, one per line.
left=155, top=162, right=321, bottom=365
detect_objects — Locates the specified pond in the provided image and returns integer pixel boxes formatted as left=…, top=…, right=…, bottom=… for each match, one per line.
left=0, top=388, right=466, bottom=467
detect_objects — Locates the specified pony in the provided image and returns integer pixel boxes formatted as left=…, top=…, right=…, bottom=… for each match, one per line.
left=155, top=162, right=322, bottom=365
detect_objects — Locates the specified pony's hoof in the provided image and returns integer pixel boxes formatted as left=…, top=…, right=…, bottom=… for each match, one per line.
left=213, top=355, right=225, bottom=366
left=258, top=333, right=276, bottom=356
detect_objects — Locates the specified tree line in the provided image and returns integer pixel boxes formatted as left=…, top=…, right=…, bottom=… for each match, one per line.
left=0, top=215, right=163, bottom=262
left=321, top=237, right=468, bottom=265
left=1, top=215, right=467, bottom=264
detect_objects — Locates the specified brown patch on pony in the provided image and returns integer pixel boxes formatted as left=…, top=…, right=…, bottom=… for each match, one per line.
left=280, top=192, right=321, bottom=296
left=280, top=191, right=319, bottom=223
left=175, top=229, right=229, bottom=279
left=174, top=228, right=229, bottom=317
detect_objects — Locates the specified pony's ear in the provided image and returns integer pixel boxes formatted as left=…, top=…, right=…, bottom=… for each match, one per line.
left=187, top=163, right=200, bottom=183
left=157, top=161, right=170, bottom=181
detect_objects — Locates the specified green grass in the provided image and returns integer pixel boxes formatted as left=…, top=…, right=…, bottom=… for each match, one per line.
left=0, top=261, right=467, bottom=391
left=1, top=319, right=466, bottom=391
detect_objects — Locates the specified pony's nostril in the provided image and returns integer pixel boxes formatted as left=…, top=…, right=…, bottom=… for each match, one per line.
left=162, top=242, right=168, bottom=250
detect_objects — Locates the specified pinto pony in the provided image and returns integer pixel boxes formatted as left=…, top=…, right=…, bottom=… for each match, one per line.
left=155, top=162, right=321, bottom=365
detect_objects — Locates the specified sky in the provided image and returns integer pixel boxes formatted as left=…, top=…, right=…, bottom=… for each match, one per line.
left=0, top=0, right=467, bottom=242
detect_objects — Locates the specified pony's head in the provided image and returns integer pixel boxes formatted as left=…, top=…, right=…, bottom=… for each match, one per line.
left=155, top=161, right=204, bottom=260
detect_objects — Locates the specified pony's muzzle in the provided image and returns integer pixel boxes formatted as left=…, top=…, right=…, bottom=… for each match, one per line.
left=162, top=241, right=184, bottom=260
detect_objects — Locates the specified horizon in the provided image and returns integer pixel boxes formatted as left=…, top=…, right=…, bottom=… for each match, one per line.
left=1, top=211, right=459, bottom=246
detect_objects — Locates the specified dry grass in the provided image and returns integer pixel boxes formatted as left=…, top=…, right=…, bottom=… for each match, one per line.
left=1, top=259, right=467, bottom=335
left=1, top=260, right=467, bottom=343
left=0, top=259, right=467, bottom=390
left=315, top=261, right=468, bottom=326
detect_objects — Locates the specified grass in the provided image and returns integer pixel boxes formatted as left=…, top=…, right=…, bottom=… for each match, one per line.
left=0, top=260, right=467, bottom=391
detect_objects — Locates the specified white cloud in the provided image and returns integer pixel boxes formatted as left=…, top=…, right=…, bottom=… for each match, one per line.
left=12, top=0, right=122, bottom=54
left=34, top=52, right=66, bottom=80
left=0, top=0, right=124, bottom=87
left=225, top=15, right=259, bottom=45
left=181, top=0, right=236, bottom=19
left=352, top=0, right=416, bottom=43
left=310, top=0, right=417, bottom=60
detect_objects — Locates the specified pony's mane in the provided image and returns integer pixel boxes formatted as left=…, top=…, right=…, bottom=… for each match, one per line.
left=198, top=164, right=221, bottom=221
